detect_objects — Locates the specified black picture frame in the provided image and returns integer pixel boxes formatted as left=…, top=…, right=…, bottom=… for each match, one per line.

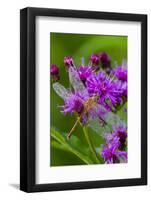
left=20, top=7, right=147, bottom=192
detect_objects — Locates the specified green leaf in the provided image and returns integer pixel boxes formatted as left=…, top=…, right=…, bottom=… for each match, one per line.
left=51, top=140, right=69, bottom=152
left=51, top=127, right=94, bottom=164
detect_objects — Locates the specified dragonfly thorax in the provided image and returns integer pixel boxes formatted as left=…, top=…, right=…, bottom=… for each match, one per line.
left=84, top=95, right=99, bottom=113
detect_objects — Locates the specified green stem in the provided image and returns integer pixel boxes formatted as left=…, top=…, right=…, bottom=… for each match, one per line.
left=83, top=126, right=100, bottom=164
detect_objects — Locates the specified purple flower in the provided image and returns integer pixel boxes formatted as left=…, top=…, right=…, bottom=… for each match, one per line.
left=104, top=132, right=115, bottom=143
left=99, top=52, right=111, bottom=68
left=115, top=80, right=127, bottom=97
left=90, top=54, right=100, bottom=65
left=86, top=72, right=105, bottom=94
left=113, top=66, right=127, bottom=81
left=101, top=136, right=127, bottom=163
left=121, top=81, right=127, bottom=97
left=117, top=151, right=127, bottom=161
left=98, top=79, right=122, bottom=108
left=50, top=64, right=59, bottom=75
left=112, top=123, right=127, bottom=145
left=77, top=65, right=93, bottom=83
left=61, top=92, right=84, bottom=115
left=86, top=73, right=122, bottom=110
left=101, top=122, right=127, bottom=162
left=97, top=71, right=107, bottom=81
left=64, top=56, right=73, bottom=67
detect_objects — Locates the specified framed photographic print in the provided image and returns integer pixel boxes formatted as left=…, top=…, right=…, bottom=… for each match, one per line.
left=20, top=7, right=147, bottom=192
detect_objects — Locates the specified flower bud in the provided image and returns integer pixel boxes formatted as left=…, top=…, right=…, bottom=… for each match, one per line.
left=100, top=52, right=111, bottom=70
left=50, top=64, right=59, bottom=76
left=50, top=64, right=60, bottom=82
left=64, top=56, right=73, bottom=67
left=90, top=53, right=100, bottom=65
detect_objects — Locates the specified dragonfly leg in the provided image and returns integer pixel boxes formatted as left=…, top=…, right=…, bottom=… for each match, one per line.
left=67, top=117, right=80, bottom=139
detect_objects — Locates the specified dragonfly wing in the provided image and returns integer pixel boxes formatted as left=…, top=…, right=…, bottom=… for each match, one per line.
left=104, top=111, right=122, bottom=125
left=88, top=117, right=110, bottom=136
left=87, top=103, right=122, bottom=136
left=68, top=66, right=89, bottom=97
left=53, top=82, right=70, bottom=100
left=94, top=103, right=122, bottom=126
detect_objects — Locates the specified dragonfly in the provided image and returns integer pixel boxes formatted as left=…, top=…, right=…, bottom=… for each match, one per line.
left=53, top=66, right=122, bottom=139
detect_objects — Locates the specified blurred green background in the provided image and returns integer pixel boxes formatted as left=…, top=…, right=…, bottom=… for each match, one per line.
left=50, top=33, right=127, bottom=166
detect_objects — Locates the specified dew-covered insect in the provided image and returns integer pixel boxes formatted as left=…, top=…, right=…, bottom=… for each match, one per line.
left=53, top=66, right=121, bottom=139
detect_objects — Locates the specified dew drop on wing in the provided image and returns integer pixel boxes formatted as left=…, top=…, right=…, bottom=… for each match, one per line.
left=53, top=82, right=70, bottom=100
